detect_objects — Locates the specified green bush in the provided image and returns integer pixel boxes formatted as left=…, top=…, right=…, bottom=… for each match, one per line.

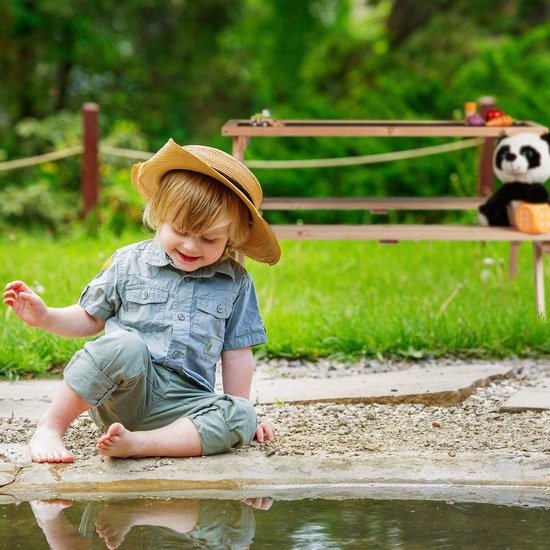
left=0, top=114, right=149, bottom=235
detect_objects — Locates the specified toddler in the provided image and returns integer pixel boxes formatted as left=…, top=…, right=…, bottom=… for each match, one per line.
left=3, top=139, right=281, bottom=463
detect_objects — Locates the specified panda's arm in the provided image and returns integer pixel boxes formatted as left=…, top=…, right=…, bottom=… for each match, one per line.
left=521, top=183, right=550, bottom=203
left=478, top=184, right=538, bottom=225
left=484, top=183, right=548, bottom=206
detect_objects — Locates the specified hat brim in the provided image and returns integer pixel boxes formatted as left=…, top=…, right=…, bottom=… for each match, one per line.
left=131, top=139, right=281, bottom=265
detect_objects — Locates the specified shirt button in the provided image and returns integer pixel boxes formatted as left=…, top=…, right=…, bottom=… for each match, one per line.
left=178, top=313, right=185, bottom=321
left=142, top=291, right=149, bottom=299
left=217, top=305, right=224, bottom=313
left=172, top=351, right=181, bottom=359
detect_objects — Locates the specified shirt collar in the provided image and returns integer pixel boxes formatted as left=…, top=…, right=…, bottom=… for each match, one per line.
left=144, top=239, right=236, bottom=280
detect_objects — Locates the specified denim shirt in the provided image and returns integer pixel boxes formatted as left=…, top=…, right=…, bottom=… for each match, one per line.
left=79, top=239, right=267, bottom=392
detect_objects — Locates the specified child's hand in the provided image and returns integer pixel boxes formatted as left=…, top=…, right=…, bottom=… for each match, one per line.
left=3, top=281, right=49, bottom=327
left=255, top=419, right=276, bottom=443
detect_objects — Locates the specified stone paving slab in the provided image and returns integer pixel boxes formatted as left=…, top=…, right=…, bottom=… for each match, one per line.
left=1, top=451, right=549, bottom=505
left=251, top=364, right=512, bottom=406
left=0, top=380, right=61, bottom=421
left=500, top=378, right=550, bottom=412
left=0, top=364, right=512, bottom=421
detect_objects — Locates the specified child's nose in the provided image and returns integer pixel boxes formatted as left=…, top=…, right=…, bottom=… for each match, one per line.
left=182, top=236, right=200, bottom=253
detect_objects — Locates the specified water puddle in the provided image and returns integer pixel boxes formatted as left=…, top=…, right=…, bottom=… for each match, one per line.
left=1, top=496, right=549, bottom=548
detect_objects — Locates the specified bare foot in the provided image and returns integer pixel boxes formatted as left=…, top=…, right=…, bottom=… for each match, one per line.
left=97, top=423, right=143, bottom=458
left=95, top=503, right=134, bottom=550
left=30, top=427, right=74, bottom=463
left=30, top=499, right=73, bottom=521
left=97, top=418, right=202, bottom=458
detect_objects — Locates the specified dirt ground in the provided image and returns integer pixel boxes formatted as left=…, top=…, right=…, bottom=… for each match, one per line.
left=1, top=358, right=548, bottom=463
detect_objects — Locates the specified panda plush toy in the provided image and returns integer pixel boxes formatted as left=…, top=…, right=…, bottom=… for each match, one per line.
left=478, top=132, right=550, bottom=227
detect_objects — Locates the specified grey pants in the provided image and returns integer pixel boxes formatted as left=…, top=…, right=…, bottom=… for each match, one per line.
left=63, top=331, right=257, bottom=455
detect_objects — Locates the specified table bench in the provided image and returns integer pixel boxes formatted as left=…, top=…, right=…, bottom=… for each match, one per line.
left=222, top=119, right=550, bottom=316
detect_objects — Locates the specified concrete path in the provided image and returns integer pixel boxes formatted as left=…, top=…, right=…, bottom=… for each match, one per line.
left=251, top=363, right=511, bottom=405
left=0, top=363, right=549, bottom=506
left=500, top=377, right=550, bottom=412
left=0, top=363, right=512, bottom=420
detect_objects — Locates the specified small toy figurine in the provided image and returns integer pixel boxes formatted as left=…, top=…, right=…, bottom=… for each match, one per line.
left=250, top=108, right=283, bottom=127
left=478, top=132, right=550, bottom=232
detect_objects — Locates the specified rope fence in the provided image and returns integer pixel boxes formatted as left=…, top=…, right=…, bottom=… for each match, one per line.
left=0, top=145, right=84, bottom=172
left=245, top=138, right=482, bottom=169
left=0, top=137, right=482, bottom=172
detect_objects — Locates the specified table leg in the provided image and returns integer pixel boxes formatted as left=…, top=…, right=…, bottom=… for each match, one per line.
left=533, top=242, right=546, bottom=319
left=232, top=136, right=248, bottom=161
left=509, top=241, right=521, bottom=279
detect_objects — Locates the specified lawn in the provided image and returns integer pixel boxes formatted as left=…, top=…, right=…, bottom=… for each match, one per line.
left=2, top=229, right=549, bottom=378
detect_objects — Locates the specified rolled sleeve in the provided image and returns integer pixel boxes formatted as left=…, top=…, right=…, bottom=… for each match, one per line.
left=222, top=275, right=267, bottom=351
left=78, top=253, right=121, bottom=320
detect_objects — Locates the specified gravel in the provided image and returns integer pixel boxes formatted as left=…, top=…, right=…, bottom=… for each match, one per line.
left=247, top=357, right=550, bottom=459
left=1, top=358, right=549, bottom=462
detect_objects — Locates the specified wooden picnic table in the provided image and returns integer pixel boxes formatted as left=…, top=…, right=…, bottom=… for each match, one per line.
left=222, top=119, right=550, bottom=316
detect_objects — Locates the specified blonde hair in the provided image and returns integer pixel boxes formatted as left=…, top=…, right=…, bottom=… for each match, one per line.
left=143, top=170, right=251, bottom=250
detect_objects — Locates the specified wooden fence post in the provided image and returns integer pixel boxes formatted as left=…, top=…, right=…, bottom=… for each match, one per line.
left=477, top=96, right=496, bottom=197
left=81, top=103, right=100, bottom=217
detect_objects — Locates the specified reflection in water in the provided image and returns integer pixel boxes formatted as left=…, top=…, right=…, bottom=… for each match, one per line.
left=26, top=498, right=264, bottom=549
left=1, top=496, right=549, bottom=549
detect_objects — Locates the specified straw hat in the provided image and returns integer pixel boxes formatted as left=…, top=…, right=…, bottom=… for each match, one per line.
left=131, top=139, right=280, bottom=265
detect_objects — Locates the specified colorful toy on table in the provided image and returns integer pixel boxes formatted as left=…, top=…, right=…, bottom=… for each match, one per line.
left=466, top=113, right=485, bottom=126
left=478, top=132, right=550, bottom=233
left=464, top=102, right=513, bottom=127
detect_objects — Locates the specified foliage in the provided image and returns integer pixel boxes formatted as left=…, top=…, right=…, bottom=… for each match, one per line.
left=0, top=184, right=77, bottom=235
left=0, top=112, right=148, bottom=234
left=1, top=1, right=549, bottom=229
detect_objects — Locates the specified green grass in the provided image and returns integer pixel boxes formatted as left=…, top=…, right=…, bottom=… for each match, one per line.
left=247, top=239, right=550, bottom=361
left=2, top=229, right=550, bottom=379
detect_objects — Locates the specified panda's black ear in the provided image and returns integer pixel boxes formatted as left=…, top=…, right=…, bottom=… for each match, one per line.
left=541, top=133, right=550, bottom=152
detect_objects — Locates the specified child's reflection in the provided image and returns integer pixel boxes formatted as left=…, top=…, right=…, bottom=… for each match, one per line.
left=30, top=496, right=272, bottom=549
left=30, top=500, right=91, bottom=550
left=94, top=499, right=201, bottom=549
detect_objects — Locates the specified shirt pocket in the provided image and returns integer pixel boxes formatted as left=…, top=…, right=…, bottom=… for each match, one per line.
left=194, top=296, right=232, bottom=339
left=121, top=285, right=170, bottom=332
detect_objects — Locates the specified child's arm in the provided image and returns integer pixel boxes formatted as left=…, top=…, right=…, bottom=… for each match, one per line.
left=221, top=347, right=275, bottom=443
left=221, top=347, right=255, bottom=399
left=4, top=280, right=105, bottom=337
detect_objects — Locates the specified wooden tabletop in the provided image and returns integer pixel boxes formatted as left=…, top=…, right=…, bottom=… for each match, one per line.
left=260, top=197, right=483, bottom=211
left=222, top=119, right=548, bottom=138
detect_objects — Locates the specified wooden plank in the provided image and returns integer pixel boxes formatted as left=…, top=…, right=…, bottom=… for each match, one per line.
left=272, top=224, right=550, bottom=242
left=222, top=120, right=548, bottom=138
left=261, top=197, right=483, bottom=211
